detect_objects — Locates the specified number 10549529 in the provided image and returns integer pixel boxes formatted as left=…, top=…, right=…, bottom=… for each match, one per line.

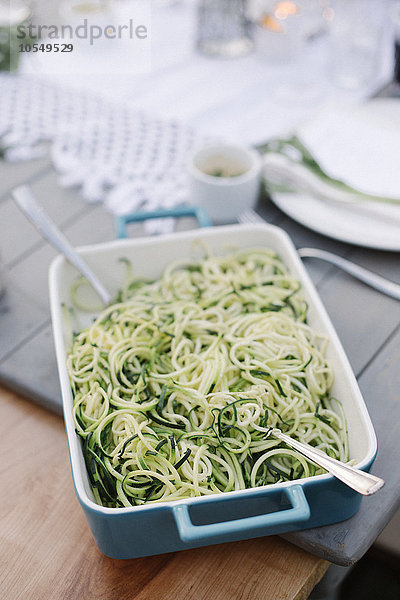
left=19, top=43, right=73, bottom=53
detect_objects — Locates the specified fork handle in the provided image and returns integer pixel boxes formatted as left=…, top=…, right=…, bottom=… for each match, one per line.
left=272, top=430, right=384, bottom=496
left=298, top=247, right=400, bottom=301
left=12, top=186, right=112, bottom=306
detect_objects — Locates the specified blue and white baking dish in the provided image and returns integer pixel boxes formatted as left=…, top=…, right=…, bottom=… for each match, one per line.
left=49, top=224, right=377, bottom=559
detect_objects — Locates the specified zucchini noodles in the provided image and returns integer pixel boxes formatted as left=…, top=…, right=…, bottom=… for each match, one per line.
left=67, top=247, right=348, bottom=508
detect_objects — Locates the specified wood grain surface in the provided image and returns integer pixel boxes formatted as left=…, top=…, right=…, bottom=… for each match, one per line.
left=0, top=387, right=328, bottom=600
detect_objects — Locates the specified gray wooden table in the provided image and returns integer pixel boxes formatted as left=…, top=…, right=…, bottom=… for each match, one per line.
left=1, top=155, right=399, bottom=574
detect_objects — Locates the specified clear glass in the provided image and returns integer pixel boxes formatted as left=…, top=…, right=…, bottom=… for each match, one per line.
left=328, top=0, right=385, bottom=90
left=252, top=1, right=328, bottom=106
left=197, top=0, right=253, bottom=58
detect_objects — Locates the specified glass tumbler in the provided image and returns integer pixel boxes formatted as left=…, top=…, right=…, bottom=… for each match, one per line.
left=328, top=0, right=385, bottom=90
left=197, top=0, right=253, bottom=58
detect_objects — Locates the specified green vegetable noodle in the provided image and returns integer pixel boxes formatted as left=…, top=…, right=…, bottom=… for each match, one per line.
left=67, top=247, right=348, bottom=508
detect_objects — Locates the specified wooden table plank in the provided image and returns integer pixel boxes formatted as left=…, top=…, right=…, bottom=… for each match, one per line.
left=349, top=246, right=400, bottom=282
left=316, top=268, right=400, bottom=376
left=0, top=280, right=49, bottom=361
left=8, top=203, right=115, bottom=311
left=0, top=387, right=328, bottom=600
left=0, top=198, right=115, bottom=369
left=0, top=197, right=47, bottom=266
left=0, top=156, right=51, bottom=203
left=1, top=170, right=93, bottom=269
left=0, top=322, right=61, bottom=413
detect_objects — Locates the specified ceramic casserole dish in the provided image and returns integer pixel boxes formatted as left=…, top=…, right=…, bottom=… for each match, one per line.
left=49, top=224, right=377, bottom=559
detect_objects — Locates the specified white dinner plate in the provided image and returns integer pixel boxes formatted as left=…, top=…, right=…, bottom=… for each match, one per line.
left=269, top=99, right=400, bottom=251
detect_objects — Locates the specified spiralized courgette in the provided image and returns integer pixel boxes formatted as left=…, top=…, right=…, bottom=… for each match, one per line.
left=68, top=247, right=348, bottom=508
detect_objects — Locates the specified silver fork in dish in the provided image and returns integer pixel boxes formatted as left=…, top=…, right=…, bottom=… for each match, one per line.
left=267, top=428, right=383, bottom=496
left=238, top=209, right=400, bottom=301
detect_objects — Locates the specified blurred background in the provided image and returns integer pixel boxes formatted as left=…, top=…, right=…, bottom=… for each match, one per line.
left=2, top=0, right=397, bottom=143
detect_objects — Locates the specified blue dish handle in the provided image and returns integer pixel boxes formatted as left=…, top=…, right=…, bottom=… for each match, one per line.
left=172, top=485, right=310, bottom=543
left=115, top=206, right=211, bottom=238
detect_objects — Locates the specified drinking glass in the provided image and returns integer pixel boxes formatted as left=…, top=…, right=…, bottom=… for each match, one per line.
left=328, top=0, right=385, bottom=90
left=252, top=1, right=328, bottom=105
left=197, top=0, right=253, bottom=58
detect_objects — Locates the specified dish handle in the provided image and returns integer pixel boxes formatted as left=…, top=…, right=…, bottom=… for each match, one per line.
left=172, top=485, right=310, bottom=543
left=114, top=205, right=211, bottom=238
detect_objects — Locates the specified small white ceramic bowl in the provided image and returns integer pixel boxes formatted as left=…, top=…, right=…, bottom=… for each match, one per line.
left=188, top=144, right=262, bottom=224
